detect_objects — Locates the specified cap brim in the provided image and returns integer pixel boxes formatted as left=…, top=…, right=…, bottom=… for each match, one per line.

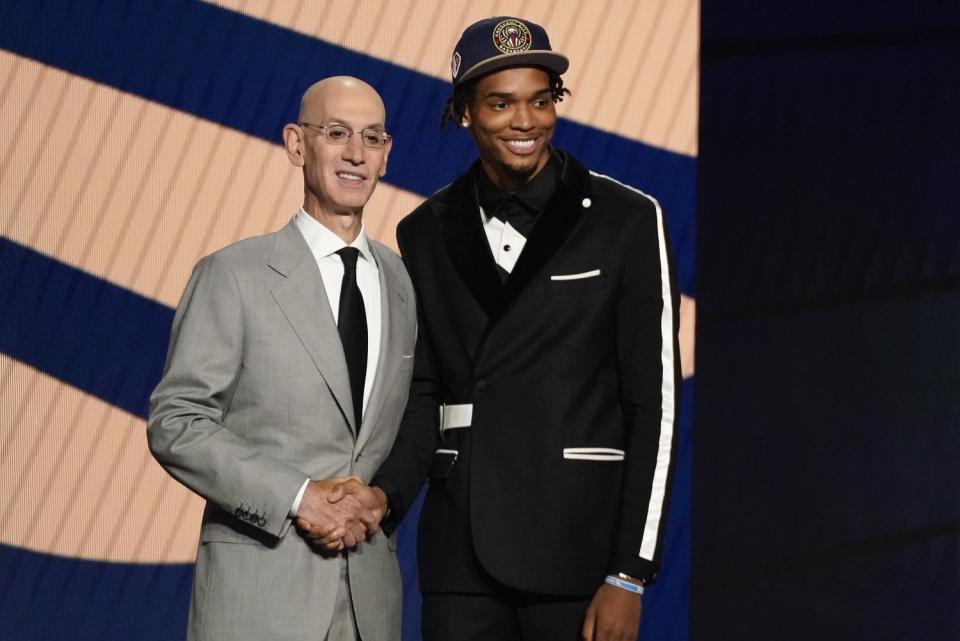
left=457, top=51, right=569, bottom=85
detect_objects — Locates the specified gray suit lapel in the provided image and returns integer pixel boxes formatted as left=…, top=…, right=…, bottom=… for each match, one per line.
left=268, top=222, right=356, bottom=434
left=355, top=243, right=407, bottom=453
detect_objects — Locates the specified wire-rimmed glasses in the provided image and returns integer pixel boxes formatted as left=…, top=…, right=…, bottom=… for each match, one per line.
left=299, top=122, right=392, bottom=148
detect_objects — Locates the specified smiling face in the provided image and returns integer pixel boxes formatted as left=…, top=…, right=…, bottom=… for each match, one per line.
left=283, top=77, right=391, bottom=225
left=463, top=66, right=557, bottom=192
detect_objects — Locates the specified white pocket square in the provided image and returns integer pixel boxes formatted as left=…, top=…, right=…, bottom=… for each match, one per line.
left=551, top=269, right=601, bottom=281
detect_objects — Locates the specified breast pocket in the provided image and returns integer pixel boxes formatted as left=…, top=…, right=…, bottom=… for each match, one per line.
left=547, top=269, right=607, bottom=294
left=396, top=352, right=415, bottom=384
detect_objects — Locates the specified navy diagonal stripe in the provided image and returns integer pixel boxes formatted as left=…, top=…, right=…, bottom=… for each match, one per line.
left=0, top=237, right=171, bottom=418
left=0, top=0, right=695, bottom=292
left=0, top=542, right=192, bottom=641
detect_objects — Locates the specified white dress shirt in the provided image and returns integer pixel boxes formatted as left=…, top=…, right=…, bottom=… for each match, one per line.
left=290, top=209, right=382, bottom=516
left=480, top=208, right=527, bottom=274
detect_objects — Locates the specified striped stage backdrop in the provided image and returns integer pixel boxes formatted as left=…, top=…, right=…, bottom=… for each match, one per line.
left=0, top=2, right=697, bottom=640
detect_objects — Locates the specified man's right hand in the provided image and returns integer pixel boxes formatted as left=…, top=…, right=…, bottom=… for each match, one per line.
left=294, top=477, right=373, bottom=552
left=335, top=479, right=389, bottom=533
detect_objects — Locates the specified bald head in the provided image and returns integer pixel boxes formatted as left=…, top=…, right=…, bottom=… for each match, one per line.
left=283, top=76, right=392, bottom=241
left=298, top=76, right=385, bottom=125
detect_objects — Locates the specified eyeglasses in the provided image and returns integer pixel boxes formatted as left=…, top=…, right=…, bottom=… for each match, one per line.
left=299, top=122, right=392, bottom=149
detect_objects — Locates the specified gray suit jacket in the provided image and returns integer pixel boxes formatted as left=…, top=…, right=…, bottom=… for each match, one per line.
left=148, top=220, right=416, bottom=641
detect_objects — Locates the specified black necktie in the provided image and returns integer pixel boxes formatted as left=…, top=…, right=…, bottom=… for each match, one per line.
left=336, top=247, right=367, bottom=432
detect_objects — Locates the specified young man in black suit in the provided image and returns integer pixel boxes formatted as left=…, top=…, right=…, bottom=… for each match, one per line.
left=347, top=16, right=681, bottom=641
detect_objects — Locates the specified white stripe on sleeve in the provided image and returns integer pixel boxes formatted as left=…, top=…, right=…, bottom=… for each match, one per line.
left=591, top=172, right=677, bottom=562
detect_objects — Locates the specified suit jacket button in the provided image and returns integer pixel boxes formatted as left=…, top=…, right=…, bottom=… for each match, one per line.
left=475, top=380, right=488, bottom=391
left=234, top=508, right=243, bottom=518
left=258, top=517, right=267, bottom=527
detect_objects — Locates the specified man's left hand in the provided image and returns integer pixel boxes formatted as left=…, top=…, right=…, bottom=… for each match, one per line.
left=582, top=582, right=642, bottom=641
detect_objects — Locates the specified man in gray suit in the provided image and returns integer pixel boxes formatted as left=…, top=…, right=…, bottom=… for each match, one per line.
left=148, top=76, right=416, bottom=641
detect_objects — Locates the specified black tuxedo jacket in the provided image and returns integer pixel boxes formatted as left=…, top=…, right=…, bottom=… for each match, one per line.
left=374, top=150, right=681, bottom=596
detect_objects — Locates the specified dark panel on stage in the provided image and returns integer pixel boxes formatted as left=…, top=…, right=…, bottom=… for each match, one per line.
left=695, top=3, right=960, bottom=640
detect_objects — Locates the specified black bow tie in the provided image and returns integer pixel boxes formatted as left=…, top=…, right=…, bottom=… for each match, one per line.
left=489, top=196, right=537, bottom=236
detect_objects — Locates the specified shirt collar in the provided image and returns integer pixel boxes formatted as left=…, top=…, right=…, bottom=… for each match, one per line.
left=476, top=150, right=561, bottom=218
left=294, top=208, right=376, bottom=266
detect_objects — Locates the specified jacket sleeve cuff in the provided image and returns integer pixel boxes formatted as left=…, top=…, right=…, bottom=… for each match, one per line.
left=370, top=476, right=403, bottom=536
left=607, top=555, right=660, bottom=585
left=256, top=466, right=313, bottom=538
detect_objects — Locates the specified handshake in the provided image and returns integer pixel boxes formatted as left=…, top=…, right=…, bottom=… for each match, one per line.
left=294, top=477, right=388, bottom=552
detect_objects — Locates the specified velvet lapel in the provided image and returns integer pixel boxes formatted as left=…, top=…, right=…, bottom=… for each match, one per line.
left=500, top=151, right=592, bottom=316
left=433, top=153, right=592, bottom=324
left=268, top=222, right=356, bottom=435
left=354, top=243, right=407, bottom=454
left=432, top=165, right=503, bottom=320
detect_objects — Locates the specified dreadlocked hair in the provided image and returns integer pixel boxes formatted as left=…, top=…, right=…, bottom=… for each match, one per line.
left=440, top=70, right=571, bottom=131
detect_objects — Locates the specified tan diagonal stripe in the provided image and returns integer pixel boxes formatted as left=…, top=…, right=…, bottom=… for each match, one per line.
left=0, top=356, right=203, bottom=563
left=0, top=52, right=423, bottom=309
left=205, top=0, right=699, bottom=156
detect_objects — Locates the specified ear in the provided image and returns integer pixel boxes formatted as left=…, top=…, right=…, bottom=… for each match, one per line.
left=378, top=138, right=393, bottom=178
left=282, top=124, right=305, bottom=167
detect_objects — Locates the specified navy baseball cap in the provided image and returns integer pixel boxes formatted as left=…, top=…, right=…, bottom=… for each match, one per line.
left=450, top=16, right=569, bottom=86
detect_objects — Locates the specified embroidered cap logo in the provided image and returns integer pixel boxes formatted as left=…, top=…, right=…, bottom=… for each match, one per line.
left=492, top=19, right=533, bottom=54
left=451, top=51, right=462, bottom=78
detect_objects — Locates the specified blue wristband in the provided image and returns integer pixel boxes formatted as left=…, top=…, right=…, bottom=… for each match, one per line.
left=604, top=574, right=644, bottom=595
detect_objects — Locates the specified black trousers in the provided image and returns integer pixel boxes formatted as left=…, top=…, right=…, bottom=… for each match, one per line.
left=422, top=591, right=592, bottom=641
